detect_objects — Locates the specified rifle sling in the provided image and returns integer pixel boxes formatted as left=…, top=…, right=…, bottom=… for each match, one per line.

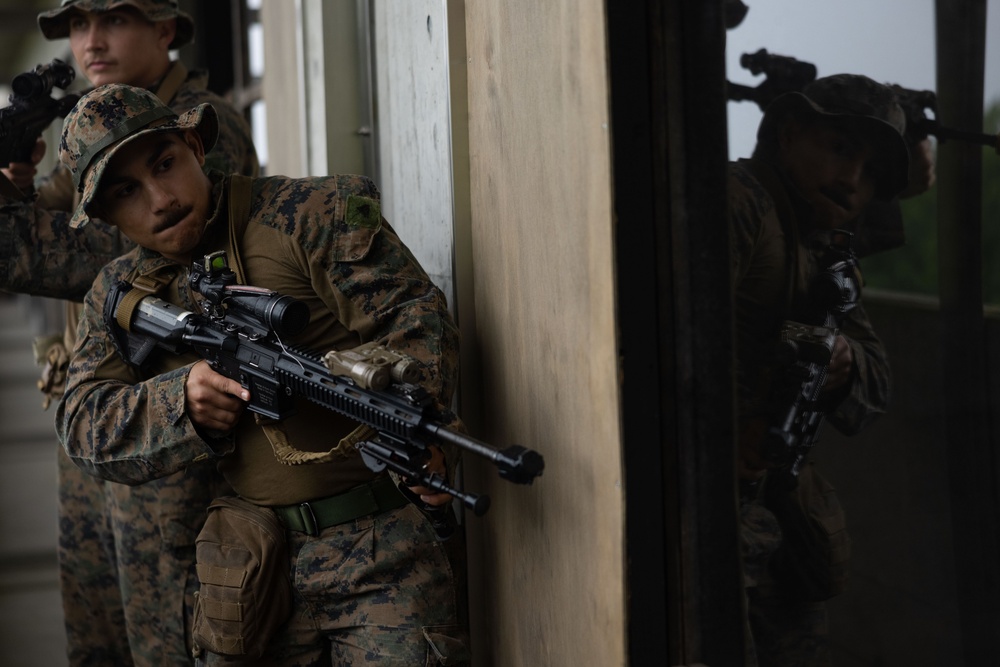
left=153, top=61, right=188, bottom=107
left=116, top=274, right=171, bottom=332
left=226, top=174, right=252, bottom=283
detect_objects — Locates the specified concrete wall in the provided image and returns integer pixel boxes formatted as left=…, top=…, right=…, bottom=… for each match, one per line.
left=373, top=0, right=458, bottom=307
left=263, top=0, right=460, bottom=307
left=462, top=2, right=626, bottom=665
left=261, top=0, right=371, bottom=178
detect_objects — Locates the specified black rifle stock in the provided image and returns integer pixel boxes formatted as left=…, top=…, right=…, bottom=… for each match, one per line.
left=728, top=48, right=999, bottom=154
left=103, top=252, right=544, bottom=524
left=0, top=59, right=81, bottom=167
left=759, top=231, right=861, bottom=487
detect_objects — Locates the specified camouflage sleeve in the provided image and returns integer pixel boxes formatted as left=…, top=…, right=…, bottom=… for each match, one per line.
left=346, top=222, right=461, bottom=405
left=259, top=175, right=460, bottom=405
left=54, top=265, right=231, bottom=485
left=328, top=214, right=463, bottom=476
left=0, top=173, right=122, bottom=300
left=826, top=300, right=892, bottom=435
left=32, top=162, right=76, bottom=211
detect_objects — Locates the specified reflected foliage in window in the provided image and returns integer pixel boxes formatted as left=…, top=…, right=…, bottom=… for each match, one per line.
left=863, top=100, right=1000, bottom=304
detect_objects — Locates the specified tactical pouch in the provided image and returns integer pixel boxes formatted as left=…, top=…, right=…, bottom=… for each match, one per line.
left=764, top=462, right=851, bottom=602
left=192, top=496, right=292, bottom=660
left=33, top=334, right=69, bottom=410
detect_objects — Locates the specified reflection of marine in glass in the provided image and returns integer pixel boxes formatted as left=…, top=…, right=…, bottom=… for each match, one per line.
left=729, top=74, right=910, bottom=667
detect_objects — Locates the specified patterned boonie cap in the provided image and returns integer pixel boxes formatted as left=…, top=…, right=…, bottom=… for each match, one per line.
left=59, top=83, right=218, bottom=228
left=759, top=74, right=910, bottom=199
left=38, top=0, right=195, bottom=49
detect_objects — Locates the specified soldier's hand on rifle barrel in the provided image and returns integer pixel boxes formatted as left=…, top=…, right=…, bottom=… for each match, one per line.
left=406, top=445, right=453, bottom=507
left=898, top=138, right=936, bottom=199
left=1, top=138, right=46, bottom=191
left=185, top=360, right=250, bottom=432
left=822, top=335, right=854, bottom=392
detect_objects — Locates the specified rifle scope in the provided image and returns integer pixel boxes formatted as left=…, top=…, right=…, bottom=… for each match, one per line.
left=10, top=59, right=75, bottom=101
left=219, top=288, right=310, bottom=339
left=189, top=250, right=310, bottom=339
left=739, top=48, right=816, bottom=85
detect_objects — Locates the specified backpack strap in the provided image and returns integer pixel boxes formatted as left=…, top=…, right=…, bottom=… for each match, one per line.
left=114, top=273, right=173, bottom=332
left=226, top=174, right=253, bottom=283
left=153, top=61, right=188, bottom=106
left=254, top=416, right=375, bottom=466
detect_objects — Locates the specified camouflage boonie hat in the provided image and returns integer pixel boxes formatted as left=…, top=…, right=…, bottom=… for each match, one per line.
left=38, top=0, right=195, bottom=49
left=59, top=83, right=218, bottom=228
left=759, top=73, right=910, bottom=199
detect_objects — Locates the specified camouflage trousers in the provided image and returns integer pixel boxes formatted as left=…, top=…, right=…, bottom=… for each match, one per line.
left=740, top=496, right=832, bottom=667
left=197, top=503, right=469, bottom=666
left=57, top=446, right=133, bottom=666
left=59, top=447, right=230, bottom=666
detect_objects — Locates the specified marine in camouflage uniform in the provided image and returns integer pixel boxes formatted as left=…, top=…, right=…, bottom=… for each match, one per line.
left=0, top=1, right=257, bottom=664
left=729, top=75, right=907, bottom=666
left=54, top=84, right=468, bottom=665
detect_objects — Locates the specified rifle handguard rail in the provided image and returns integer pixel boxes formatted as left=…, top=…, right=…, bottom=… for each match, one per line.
left=102, top=253, right=545, bottom=523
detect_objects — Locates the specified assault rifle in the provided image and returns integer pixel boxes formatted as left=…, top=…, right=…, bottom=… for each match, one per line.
left=0, top=59, right=81, bottom=167
left=104, top=251, right=544, bottom=523
left=759, top=230, right=861, bottom=487
left=727, top=48, right=999, bottom=154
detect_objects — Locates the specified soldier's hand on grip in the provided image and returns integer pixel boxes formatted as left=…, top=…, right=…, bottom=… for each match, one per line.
left=822, top=335, right=854, bottom=392
left=1, top=138, right=45, bottom=190
left=185, top=360, right=249, bottom=432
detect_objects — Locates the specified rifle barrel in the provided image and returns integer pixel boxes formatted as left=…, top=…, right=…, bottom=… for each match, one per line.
left=931, top=122, right=999, bottom=153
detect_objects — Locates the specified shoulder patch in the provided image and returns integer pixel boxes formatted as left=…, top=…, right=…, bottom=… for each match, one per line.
left=345, top=195, right=381, bottom=229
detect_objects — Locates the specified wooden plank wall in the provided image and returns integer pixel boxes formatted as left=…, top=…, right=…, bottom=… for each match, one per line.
left=461, top=2, right=626, bottom=665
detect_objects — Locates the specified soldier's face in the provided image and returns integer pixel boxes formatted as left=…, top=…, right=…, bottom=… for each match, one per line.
left=93, top=130, right=213, bottom=265
left=67, top=8, right=175, bottom=88
left=778, top=117, right=882, bottom=230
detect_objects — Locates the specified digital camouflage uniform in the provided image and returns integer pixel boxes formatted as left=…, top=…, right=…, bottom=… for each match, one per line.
left=50, top=64, right=254, bottom=667
left=0, top=2, right=258, bottom=664
left=729, top=75, right=905, bottom=667
left=55, top=84, right=467, bottom=665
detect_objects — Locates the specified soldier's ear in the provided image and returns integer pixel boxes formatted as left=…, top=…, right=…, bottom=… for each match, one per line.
left=777, top=117, right=797, bottom=152
left=85, top=200, right=106, bottom=223
left=777, top=115, right=812, bottom=158
left=181, top=129, right=206, bottom=167
left=155, top=19, right=177, bottom=50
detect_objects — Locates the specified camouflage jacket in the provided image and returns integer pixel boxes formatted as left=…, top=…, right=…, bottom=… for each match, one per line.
left=0, top=61, right=258, bottom=301
left=55, top=173, right=460, bottom=505
left=728, top=158, right=891, bottom=436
